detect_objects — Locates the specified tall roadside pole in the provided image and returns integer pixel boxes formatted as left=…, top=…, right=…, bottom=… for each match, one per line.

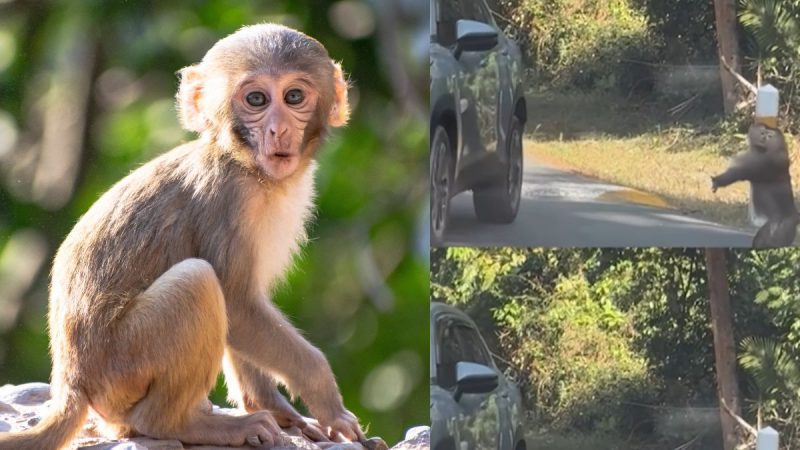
left=713, top=0, right=742, bottom=114
left=705, top=249, right=741, bottom=450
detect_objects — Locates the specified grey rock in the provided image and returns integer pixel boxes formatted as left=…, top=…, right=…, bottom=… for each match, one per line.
left=79, top=443, right=149, bottom=450
left=0, top=401, right=18, bottom=414
left=390, top=426, right=429, bottom=450
left=318, top=444, right=363, bottom=450
left=0, top=382, right=51, bottom=405
left=0, top=383, right=421, bottom=450
left=78, top=438, right=184, bottom=450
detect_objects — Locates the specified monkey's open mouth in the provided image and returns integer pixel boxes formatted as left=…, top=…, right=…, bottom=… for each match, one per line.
left=269, top=151, right=296, bottom=160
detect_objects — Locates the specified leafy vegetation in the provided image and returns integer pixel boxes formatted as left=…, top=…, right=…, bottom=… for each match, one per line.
left=495, top=0, right=660, bottom=93
left=432, top=248, right=800, bottom=449
left=739, top=0, right=800, bottom=127
left=0, top=0, right=428, bottom=442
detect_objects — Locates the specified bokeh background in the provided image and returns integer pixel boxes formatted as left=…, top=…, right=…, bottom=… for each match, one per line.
left=0, top=0, right=429, bottom=442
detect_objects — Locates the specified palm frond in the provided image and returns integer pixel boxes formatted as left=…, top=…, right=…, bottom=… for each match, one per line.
left=739, top=336, right=800, bottom=398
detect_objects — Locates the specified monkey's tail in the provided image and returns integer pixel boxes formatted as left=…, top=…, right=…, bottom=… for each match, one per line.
left=0, top=387, right=89, bottom=450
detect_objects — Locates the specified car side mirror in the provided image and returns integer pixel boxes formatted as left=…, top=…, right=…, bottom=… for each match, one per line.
left=453, top=361, right=498, bottom=402
left=454, top=19, right=498, bottom=59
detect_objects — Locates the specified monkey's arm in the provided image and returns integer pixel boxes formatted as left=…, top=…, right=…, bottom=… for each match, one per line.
left=712, top=150, right=789, bottom=191
left=223, top=352, right=328, bottom=441
left=227, top=297, right=364, bottom=442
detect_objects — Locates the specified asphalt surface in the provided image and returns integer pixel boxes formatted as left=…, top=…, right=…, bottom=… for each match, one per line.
left=441, top=158, right=755, bottom=247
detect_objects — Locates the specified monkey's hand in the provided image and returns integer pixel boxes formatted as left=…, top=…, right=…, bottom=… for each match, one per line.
left=711, top=176, right=720, bottom=193
left=270, top=407, right=329, bottom=442
left=241, top=391, right=329, bottom=442
left=321, top=408, right=365, bottom=443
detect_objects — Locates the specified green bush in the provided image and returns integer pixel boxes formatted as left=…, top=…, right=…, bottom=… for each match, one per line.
left=496, top=0, right=661, bottom=93
left=509, top=275, right=658, bottom=432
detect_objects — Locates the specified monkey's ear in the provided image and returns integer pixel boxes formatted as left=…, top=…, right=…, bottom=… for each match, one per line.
left=328, top=62, right=350, bottom=128
left=176, top=65, right=208, bottom=133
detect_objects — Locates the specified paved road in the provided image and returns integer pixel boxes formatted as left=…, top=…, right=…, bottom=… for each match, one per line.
left=442, top=158, right=754, bottom=247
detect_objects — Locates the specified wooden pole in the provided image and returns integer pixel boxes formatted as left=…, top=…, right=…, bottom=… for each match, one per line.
left=705, top=249, right=741, bottom=450
left=713, top=0, right=742, bottom=114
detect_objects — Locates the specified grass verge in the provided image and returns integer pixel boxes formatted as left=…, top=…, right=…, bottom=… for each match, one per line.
left=524, top=91, right=800, bottom=231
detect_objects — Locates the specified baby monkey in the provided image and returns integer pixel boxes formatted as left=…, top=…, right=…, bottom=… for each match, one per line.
left=712, top=122, right=799, bottom=247
left=0, top=24, right=363, bottom=449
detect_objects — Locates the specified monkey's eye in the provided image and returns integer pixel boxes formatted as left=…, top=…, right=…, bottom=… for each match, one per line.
left=285, top=89, right=305, bottom=105
left=245, top=92, right=267, bottom=107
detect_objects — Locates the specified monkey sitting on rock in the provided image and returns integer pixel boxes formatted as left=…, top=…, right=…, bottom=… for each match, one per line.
left=0, top=24, right=367, bottom=450
left=712, top=122, right=799, bottom=247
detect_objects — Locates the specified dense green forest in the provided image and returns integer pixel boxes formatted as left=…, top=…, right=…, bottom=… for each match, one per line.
left=493, top=0, right=800, bottom=128
left=433, top=248, right=800, bottom=449
left=482, top=0, right=800, bottom=236
left=0, top=0, right=428, bottom=443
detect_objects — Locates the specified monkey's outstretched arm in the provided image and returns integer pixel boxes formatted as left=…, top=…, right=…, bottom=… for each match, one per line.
left=712, top=151, right=784, bottom=191
left=227, top=297, right=365, bottom=442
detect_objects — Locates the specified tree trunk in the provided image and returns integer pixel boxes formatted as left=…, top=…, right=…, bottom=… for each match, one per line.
left=713, top=0, right=741, bottom=114
left=705, top=249, right=741, bottom=450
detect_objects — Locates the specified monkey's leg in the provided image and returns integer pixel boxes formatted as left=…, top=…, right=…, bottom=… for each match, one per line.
left=223, top=352, right=329, bottom=441
left=228, top=298, right=364, bottom=441
left=113, top=259, right=283, bottom=447
left=753, top=216, right=799, bottom=248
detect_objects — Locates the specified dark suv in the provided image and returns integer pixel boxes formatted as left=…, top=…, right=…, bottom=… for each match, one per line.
left=430, top=0, right=527, bottom=245
left=430, top=302, right=526, bottom=450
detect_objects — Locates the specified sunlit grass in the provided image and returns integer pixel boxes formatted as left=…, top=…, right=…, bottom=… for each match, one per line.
left=524, top=91, right=800, bottom=231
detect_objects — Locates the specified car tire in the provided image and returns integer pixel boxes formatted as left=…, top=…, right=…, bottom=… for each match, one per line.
left=473, top=116, right=523, bottom=224
left=430, top=125, right=453, bottom=246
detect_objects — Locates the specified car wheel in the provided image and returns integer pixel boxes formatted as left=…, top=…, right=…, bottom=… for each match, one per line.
left=473, top=116, right=523, bottom=223
left=430, top=125, right=453, bottom=245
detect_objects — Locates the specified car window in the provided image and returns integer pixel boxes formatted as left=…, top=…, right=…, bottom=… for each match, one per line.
left=454, top=325, right=493, bottom=367
left=436, top=0, right=462, bottom=47
left=436, top=317, right=497, bottom=389
left=463, top=0, right=492, bottom=24
left=436, top=319, right=465, bottom=388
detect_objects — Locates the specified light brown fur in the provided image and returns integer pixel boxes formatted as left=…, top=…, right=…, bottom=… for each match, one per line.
left=0, top=23, right=361, bottom=450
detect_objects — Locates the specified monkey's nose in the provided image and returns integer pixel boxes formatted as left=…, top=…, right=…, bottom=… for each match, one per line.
left=269, top=125, right=288, bottom=138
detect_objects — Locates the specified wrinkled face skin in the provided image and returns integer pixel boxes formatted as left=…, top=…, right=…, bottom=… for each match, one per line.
left=176, top=24, right=349, bottom=181
left=231, top=72, right=320, bottom=180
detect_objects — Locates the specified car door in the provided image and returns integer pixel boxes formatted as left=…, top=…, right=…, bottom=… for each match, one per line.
left=452, top=323, right=501, bottom=449
left=459, top=0, right=500, bottom=159
left=456, top=323, right=511, bottom=450
left=482, top=0, right=516, bottom=158
left=436, top=319, right=500, bottom=450
left=438, top=0, right=500, bottom=166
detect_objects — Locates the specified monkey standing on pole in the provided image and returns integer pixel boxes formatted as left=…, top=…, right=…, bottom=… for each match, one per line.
left=712, top=122, right=799, bottom=247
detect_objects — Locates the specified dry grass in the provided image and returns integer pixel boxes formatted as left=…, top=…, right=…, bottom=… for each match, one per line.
left=524, top=91, right=800, bottom=230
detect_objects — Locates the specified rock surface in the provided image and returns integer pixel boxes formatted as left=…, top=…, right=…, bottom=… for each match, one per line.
left=0, top=384, right=429, bottom=450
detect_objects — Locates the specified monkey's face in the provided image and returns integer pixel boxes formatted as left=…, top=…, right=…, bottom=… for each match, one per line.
left=231, top=72, right=320, bottom=180
left=176, top=24, right=350, bottom=181
left=748, top=123, right=783, bottom=153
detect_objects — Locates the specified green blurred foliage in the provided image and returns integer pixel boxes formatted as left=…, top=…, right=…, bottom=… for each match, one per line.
left=492, top=0, right=661, bottom=93
left=0, top=0, right=428, bottom=442
left=432, top=248, right=800, bottom=448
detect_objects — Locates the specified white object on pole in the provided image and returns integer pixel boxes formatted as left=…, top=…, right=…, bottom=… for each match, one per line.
left=756, top=426, right=779, bottom=450
left=755, top=84, right=779, bottom=128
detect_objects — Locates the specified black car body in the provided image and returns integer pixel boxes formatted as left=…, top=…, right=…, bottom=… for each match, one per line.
left=430, top=0, right=527, bottom=244
left=430, top=302, right=526, bottom=450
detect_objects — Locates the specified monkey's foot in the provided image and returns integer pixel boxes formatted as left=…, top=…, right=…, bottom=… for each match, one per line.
left=284, top=415, right=329, bottom=443
left=242, top=392, right=331, bottom=442
left=178, top=411, right=285, bottom=448
left=317, top=409, right=365, bottom=443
